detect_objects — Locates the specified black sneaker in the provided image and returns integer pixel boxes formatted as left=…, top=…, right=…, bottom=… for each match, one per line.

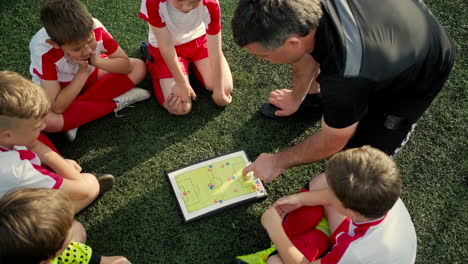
left=92, top=173, right=115, bottom=195
left=260, top=93, right=323, bottom=120
left=140, top=41, right=153, bottom=62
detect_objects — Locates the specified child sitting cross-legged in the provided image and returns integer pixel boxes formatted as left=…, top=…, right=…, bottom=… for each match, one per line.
left=234, top=146, right=417, bottom=264
left=0, top=71, right=114, bottom=213
left=0, top=188, right=131, bottom=264
left=30, top=0, right=150, bottom=141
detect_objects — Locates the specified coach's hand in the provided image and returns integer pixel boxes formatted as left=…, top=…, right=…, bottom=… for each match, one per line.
left=242, top=153, right=285, bottom=183
left=268, top=89, right=303, bottom=117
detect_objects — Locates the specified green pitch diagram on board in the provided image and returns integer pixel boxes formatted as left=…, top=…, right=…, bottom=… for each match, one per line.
left=175, top=156, right=263, bottom=213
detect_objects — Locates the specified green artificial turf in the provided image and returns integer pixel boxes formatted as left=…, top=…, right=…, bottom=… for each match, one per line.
left=0, top=0, right=466, bottom=263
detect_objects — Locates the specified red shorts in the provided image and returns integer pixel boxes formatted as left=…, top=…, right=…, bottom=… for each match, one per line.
left=279, top=188, right=331, bottom=261
left=148, top=35, right=208, bottom=79
left=147, top=35, right=208, bottom=105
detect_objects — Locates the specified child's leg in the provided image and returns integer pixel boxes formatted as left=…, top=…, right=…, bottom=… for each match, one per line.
left=47, top=63, right=146, bottom=132
left=61, top=101, right=118, bottom=131
left=59, top=173, right=99, bottom=213
left=266, top=228, right=330, bottom=264
left=309, top=173, right=348, bottom=234
left=282, top=200, right=325, bottom=237
left=76, top=73, right=135, bottom=102
left=43, top=101, right=117, bottom=132
left=192, top=55, right=233, bottom=95
left=71, top=220, right=87, bottom=243
left=159, top=77, right=193, bottom=115
left=148, top=45, right=193, bottom=115
left=37, top=132, right=59, bottom=154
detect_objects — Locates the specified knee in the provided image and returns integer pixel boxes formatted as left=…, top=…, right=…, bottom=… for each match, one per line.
left=82, top=173, right=100, bottom=200
left=309, top=173, right=328, bottom=191
left=224, top=81, right=233, bottom=95
left=128, top=58, right=147, bottom=84
left=164, top=100, right=192, bottom=115
left=266, top=255, right=283, bottom=264
left=70, top=220, right=87, bottom=243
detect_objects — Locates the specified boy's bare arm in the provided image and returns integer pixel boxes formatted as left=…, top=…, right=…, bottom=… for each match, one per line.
left=28, top=140, right=82, bottom=181
left=262, top=207, right=311, bottom=264
left=151, top=25, right=195, bottom=101
left=273, top=189, right=330, bottom=218
left=41, top=66, right=91, bottom=114
left=90, top=46, right=131, bottom=75
left=206, top=33, right=231, bottom=106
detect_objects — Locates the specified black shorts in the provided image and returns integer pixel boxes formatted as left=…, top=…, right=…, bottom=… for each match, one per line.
left=345, top=112, right=416, bottom=156
left=345, top=59, right=454, bottom=156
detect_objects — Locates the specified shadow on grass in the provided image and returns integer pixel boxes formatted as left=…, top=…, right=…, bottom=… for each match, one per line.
left=81, top=182, right=275, bottom=263
left=48, top=73, right=224, bottom=177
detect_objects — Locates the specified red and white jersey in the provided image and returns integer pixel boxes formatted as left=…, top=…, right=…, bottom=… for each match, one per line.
left=139, top=0, right=221, bottom=47
left=321, top=199, right=417, bottom=264
left=0, top=145, right=63, bottom=197
left=29, top=18, right=119, bottom=85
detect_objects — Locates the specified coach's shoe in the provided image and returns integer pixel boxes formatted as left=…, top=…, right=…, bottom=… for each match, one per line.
left=113, top=88, right=151, bottom=117
left=64, top=127, right=79, bottom=142
left=260, top=93, right=323, bottom=120
left=232, top=245, right=277, bottom=264
left=92, top=173, right=115, bottom=195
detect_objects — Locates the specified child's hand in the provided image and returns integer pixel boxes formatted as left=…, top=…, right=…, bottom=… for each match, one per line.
left=88, top=51, right=100, bottom=67
left=165, top=93, right=192, bottom=115
left=261, top=206, right=284, bottom=232
left=173, top=81, right=196, bottom=102
left=273, top=194, right=303, bottom=219
left=74, top=58, right=93, bottom=74
left=101, top=256, right=132, bottom=264
left=65, top=159, right=82, bottom=173
left=212, top=91, right=232, bottom=106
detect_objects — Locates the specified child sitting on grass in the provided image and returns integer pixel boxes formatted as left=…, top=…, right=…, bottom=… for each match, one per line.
left=0, top=188, right=131, bottom=264
left=234, top=146, right=417, bottom=264
left=30, top=0, right=150, bottom=141
left=139, top=0, right=233, bottom=115
left=0, top=71, right=113, bottom=213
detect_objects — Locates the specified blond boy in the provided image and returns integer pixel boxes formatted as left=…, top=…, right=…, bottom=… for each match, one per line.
left=0, top=71, right=110, bottom=213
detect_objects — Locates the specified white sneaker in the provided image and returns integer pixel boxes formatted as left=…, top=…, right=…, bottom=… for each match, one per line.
left=64, top=127, right=79, bottom=142
left=113, top=88, right=150, bottom=116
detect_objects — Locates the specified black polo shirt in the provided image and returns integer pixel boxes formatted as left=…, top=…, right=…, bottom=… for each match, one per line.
left=311, top=0, right=454, bottom=128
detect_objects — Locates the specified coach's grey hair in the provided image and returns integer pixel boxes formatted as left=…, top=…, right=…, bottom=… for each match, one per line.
left=231, top=0, right=322, bottom=50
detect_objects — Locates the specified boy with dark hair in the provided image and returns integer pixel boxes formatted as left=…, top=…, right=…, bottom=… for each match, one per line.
left=0, top=188, right=131, bottom=264
left=234, top=146, right=417, bottom=264
left=30, top=0, right=150, bottom=141
left=0, top=70, right=113, bottom=213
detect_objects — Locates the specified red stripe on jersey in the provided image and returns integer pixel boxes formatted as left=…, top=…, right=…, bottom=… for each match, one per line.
left=321, top=216, right=387, bottom=263
left=0, top=146, right=63, bottom=189
left=139, top=0, right=167, bottom=28
left=17, top=149, right=36, bottom=161
left=31, top=164, right=63, bottom=189
left=203, top=0, right=222, bottom=35
left=94, top=27, right=118, bottom=55
left=33, top=47, right=64, bottom=81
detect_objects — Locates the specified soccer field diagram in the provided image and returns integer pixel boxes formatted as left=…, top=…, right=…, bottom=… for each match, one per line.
left=175, top=156, right=265, bottom=213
